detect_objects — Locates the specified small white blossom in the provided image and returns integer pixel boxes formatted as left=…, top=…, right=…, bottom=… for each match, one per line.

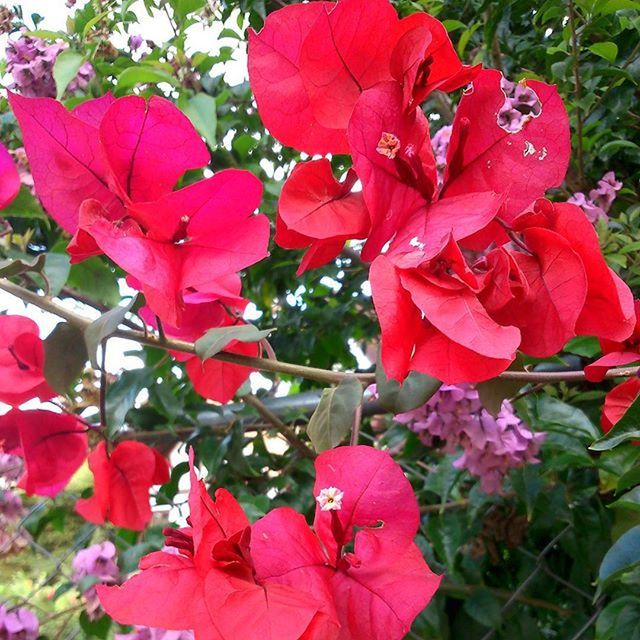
left=315, top=486, right=344, bottom=511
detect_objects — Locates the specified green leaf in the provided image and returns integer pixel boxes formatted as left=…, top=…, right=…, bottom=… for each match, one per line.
left=591, top=395, right=640, bottom=451
left=117, top=66, right=179, bottom=90
left=529, top=395, right=600, bottom=442
left=79, top=610, right=111, bottom=638
left=0, top=254, right=46, bottom=279
left=463, top=588, right=502, bottom=629
left=442, top=19, right=467, bottom=32
left=618, top=464, right=640, bottom=493
left=181, top=92, right=218, bottom=148
left=589, top=42, right=619, bottom=63
left=376, top=360, right=441, bottom=413
left=43, top=253, right=71, bottom=297
left=84, top=298, right=136, bottom=368
left=599, top=525, right=640, bottom=591
left=195, top=324, right=273, bottom=360
left=307, top=375, right=363, bottom=452
left=610, top=487, right=640, bottom=512
left=106, top=368, right=153, bottom=433
left=169, top=0, right=207, bottom=20
left=476, top=355, right=525, bottom=415
left=66, top=257, right=120, bottom=307
left=23, top=29, right=69, bottom=41
left=600, top=139, right=640, bottom=157
left=595, top=0, right=640, bottom=14
left=43, top=323, right=88, bottom=394
left=1, top=185, right=48, bottom=221
left=53, top=50, right=86, bottom=99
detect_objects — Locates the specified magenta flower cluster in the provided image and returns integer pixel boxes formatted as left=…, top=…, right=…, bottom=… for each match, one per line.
left=0, top=604, right=38, bottom=640
left=116, top=627, right=195, bottom=640
left=568, top=171, right=622, bottom=223
left=395, top=385, right=545, bottom=493
left=6, top=33, right=94, bottom=98
left=71, top=541, right=120, bottom=620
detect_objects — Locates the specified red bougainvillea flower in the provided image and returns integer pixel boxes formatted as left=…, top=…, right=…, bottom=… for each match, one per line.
left=601, top=377, right=640, bottom=435
left=248, top=0, right=477, bottom=156
left=372, top=199, right=634, bottom=384
left=371, top=244, right=521, bottom=384
left=253, top=446, right=441, bottom=640
left=0, top=141, right=21, bottom=209
left=0, top=409, right=87, bottom=497
left=0, top=315, right=54, bottom=406
left=76, top=441, right=170, bottom=532
left=585, top=300, right=640, bottom=382
left=140, top=300, right=260, bottom=404
left=10, top=93, right=270, bottom=328
left=347, top=69, right=570, bottom=259
left=441, top=70, right=570, bottom=225
left=98, top=451, right=339, bottom=639
left=275, top=160, right=371, bottom=275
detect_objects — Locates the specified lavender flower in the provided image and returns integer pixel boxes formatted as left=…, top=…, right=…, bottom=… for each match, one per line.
left=431, top=124, right=452, bottom=186
left=0, top=490, right=24, bottom=522
left=128, top=34, right=144, bottom=52
left=116, top=627, right=195, bottom=640
left=72, top=541, right=120, bottom=619
left=0, top=604, right=39, bottom=640
left=568, top=171, right=623, bottom=223
left=0, top=453, right=22, bottom=483
left=6, top=33, right=94, bottom=98
left=497, top=77, right=541, bottom=133
left=396, top=384, right=545, bottom=493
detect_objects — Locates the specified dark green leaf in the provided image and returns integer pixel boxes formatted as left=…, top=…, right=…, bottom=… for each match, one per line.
left=0, top=254, right=46, bottom=279
left=43, top=322, right=88, bottom=394
left=85, top=298, right=136, bottom=368
left=377, top=360, right=441, bottom=413
left=43, top=253, right=71, bottom=297
left=591, top=395, right=640, bottom=451
left=463, top=588, right=502, bottom=629
left=599, top=525, right=640, bottom=591
left=307, top=375, right=363, bottom=452
left=195, top=324, right=273, bottom=360
left=106, top=368, right=153, bottom=434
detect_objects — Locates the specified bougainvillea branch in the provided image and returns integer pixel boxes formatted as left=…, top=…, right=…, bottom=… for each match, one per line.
left=1, top=278, right=637, bottom=385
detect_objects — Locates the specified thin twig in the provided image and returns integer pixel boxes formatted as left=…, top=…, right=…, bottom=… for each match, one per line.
left=480, top=524, right=573, bottom=640
left=99, top=339, right=108, bottom=430
left=350, top=403, right=363, bottom=446
left=567, top=0, right=585, bottom=187
left=243, top=394, right=316, bottom=459
left=440, top=581, right=573, bottom=617
left=2, top=279, right=639, bottom=385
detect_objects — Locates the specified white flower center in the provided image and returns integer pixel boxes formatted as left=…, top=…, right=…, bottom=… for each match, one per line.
left=316, top=486, right=344, bottom=511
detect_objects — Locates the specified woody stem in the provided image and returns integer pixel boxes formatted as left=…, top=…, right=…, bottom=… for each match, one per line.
left=1, top=278, right=638, bottom=385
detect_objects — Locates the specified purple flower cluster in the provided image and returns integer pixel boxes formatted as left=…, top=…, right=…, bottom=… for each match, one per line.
left=497, top=77, right=542, bottom=133
left=71, top=541, right=120, bottom=619
left=116, top=627, right=195, bottom=640
left=0, top=604, right=38, bottom=640
left=6, top=33, right=94, bottom=98
left=568, top=171, right=622, bottom=223
left=395, top=384, right=545, bottom=493
left=0, top=453, right=22, bottom=482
